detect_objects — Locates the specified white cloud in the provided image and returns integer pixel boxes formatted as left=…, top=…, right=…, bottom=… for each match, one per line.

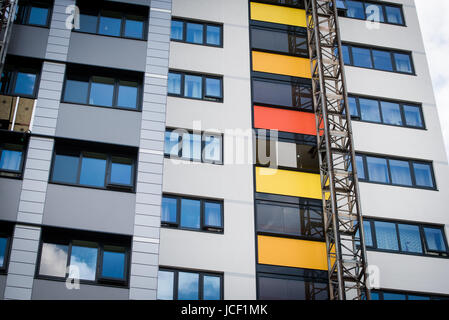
left=415, top=0, right=449, bottom=159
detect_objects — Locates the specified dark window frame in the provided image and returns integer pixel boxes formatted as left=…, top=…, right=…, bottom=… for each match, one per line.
left=164, top=128, right=224, bottom=165
left=161, top=194, right=224, bottom=233
left=74, top=0, right=148, bottom=41
left=338, top=0, right=406, bottom=26
left=1, top=56, right=42, bottom=99
left=61, top=64, right=143, bottom=111
left=371, top=289, right=449, bottom=300
left=349, top=94, right=426, bottom=129
left=363, top=217, right=449, bottom=258
left=0, top=132, right=29, bottom=179
left=35, top=227, right=131, bottom=287
left=49, top=139, right=137, bottom=192
left=168, top=70, right=224, bottom=103
left=0, top=222, right=14, bottom=274
left=158, top=267, right=224, bottom=300
left=171, top=17, right=223, bottom=48
left=342, top=43, right=415, bottom=75
left=15, top=0, right=53, bottom=28
left=356, top=153, right=437, bottom=190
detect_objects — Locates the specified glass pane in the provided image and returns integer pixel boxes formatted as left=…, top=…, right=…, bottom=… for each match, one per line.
left=64, top=78, right=89, bottom=104
left=117, top=80, right=138, bottom=109
left=204, top=202, right=222, bottom=228
left=365, top=3, right=385, bottom=22
left=398, top=224, right=423, bottom=253
left=346, top=0, right=365, bottom=19
left=39, top=243, right=68, bottom=277
left=356, top=155, right=365, bottom=180
left=182, top=133, right=201, bottom=161
left=161, top=197, right=177, bottom=224
left=28, top=6, right=49, bottom=26
left=124, top=17, right=144, bottom=39
left=180, top=199, right=201, bottom=229
left=0, top=237, right=7, bottom=268
left=203, top=135, right=221, bottom=162
left=424, top=227, right=446, bottom=252
left=257, top=202, right=301, bottom=236
left=0, top=149, right=22, bottom=171
left=14, top=72, right=36, bottom=95
left=79, top=154, right=107, bottom=187
left=186, top=23, right=203, bottom=44
left=342, top=45, right=351, bottom=65
left=252, top=79, right=311, bottom=110
left=394, top=53, right=412, bottom=73
left=164, top=131, right=180, bottom=157
left=374, top=221, right=399, bottom=250
left=370, top=292, right=380, bottom=300
left=184, top=75, right=202, bottom=99
left=383, top=292, right=406, bottom=300
left=99, top=12, right=122, bottom=36
left=69, top=242, right=98, bottom=281
left=408, top=295, right=431, bottom=300
left=52, top=154, right=79, bottom=184
left=352, top=47, right=373, bottom=68
left=178, top=272, right=199, bottom=300
left=366, top=157, right=390, bottom=183
left=412, top=163, right=434, bottom=188
left=403, top=105, right=423, bottom=128
left=168, top=72, right=181, bottom=95
left=101, top=246, right=126, bottom=279
left=110, top=157, right=133, bottom=186
left=171, top=20, right=184, bottom=40
left=206, top=25, right=221, bottom=46
left=348, top=96, right=359, bottom=117
left=359, top=98, right=381, bottom=123
left=204, top=275, right=221, bottom=300
left=363, top=221, right=373, bottom=247
left=385, top=6, right=403, bottom=25
left=381, top=101, right=402, bottom=125
left=157, top=270, right=174, bottom=300
left=389, top=160, right=412, bottom=186
left=205, top=78, right=222, bottom=98
left=79, top=14, right=98, bottom=33
left=372, top=50, right=393, bottom=71
left=89, top=76, right=114, bottom=107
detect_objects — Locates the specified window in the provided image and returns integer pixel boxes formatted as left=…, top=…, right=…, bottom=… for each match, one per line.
left=171, top=18, right=222, bottom=47
left=164, top=128, right=223, bottom=164
left=157, top=268, right=223, bottom=300
left=252, top=0, right=305, bottom=8
left=161, top=195, right=223, bottom=233
left=75, top=0, right=147, bottom=40
left=371, top=290, right=449, bottom=300
left=348, top=95, right=425, bottom=129
left=256, top=131, right=318, bottom=172
left=338, top=0, right=405, bottom=26
left=256, top=193, right=323, bottom=240
left=363, top=218, right=448, bottom=257
left=168, top=71, right=223, bottom=102
left=252, top=72, right=312, bottom=111
left=62, top=65, right=142, bottom=110
left=0, top=56, right=41, bottom=98
left=0, top=133, right=28, bottom=178
left=356, top=154, right=436, bottom=189
left=250, top=21, right=308, bottom=58
left=50, top=139, right=136, bottom=191
left=37, top=228, right=130, bottom=285
left=342, top=44, right=414, bottom=74
left=0, top=222, right=13, bottom=273
left=15, top=0, right=52, bottom=27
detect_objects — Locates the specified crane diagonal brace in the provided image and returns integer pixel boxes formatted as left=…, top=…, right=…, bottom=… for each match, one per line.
left=305, top=0, right=371, bottom=300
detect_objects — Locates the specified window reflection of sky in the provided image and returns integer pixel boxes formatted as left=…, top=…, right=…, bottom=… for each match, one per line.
left=39, top=243, right=68, bottom=278
left=69, top=244, right=98, bottom=281
left=178, top=272, right=199, bottom=300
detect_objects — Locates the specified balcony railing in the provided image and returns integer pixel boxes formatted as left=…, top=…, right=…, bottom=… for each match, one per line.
left=0, top=94, right=36, bottom=133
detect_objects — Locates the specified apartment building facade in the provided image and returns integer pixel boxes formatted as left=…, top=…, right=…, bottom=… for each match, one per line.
left=0, top=0, right=448, bottom=300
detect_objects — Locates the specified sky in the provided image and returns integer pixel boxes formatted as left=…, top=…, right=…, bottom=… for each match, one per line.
left=415, top=0, right=449, bottom=159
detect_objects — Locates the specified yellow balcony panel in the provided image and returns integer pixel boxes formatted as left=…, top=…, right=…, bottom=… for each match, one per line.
left=258, top=235, right=327, bottom=271
left=252, top=51, right=311, bottom=78
left=255, top=167, right=321, bottom=200
left=250, top=2, right=307, bottom=27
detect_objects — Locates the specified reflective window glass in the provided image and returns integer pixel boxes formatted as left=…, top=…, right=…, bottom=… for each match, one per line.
left=162, top=197, right=177, bottom=224
left=204, top=202, right=222, bottom=228
left=171, top=20, right=184, bottom=40
left=178, top=272, right=199, bottom=300
left=79, top=154, right=107, bottom=187
left=355, top=155, right=365, bottom=180
left=124, top=16, right=144, bottom=39
left=380, top=101, right=402, bottom=126
left=374, top=221, right=399, bottom=251
left=412, top=162, right=434, bottom=188
left=180, top=199, right=201, bottom=229
left=424, top=227, right=446, bottom=252
left=206, top=25, right=221, bottom=46
left=182, top=133, right=202, bottom=161
left=394, top=53, right=412, bottom=73
left=385, top=6, right=404, bottom=25
left=205, top=78, right=222, bottom=99
left=366, top=157, right=390, bottom=183
left=346, top=0, right=365, bottom=19
left=157, top=270, right=174, bottom=300
left=184, top=75, right=202, bottom=99
left=398, top=224, right=423, bottom=253
left=0, top=237, right=6, bottom=268
left=14, top=72, right=36, bottom=96
left=389, top=159, right=412, bottom=186
left=89, top=76, right=114, bottom=107
left=372, top=50, right=393, bottom=71
left=203, top=135, right=221, bottom=162
left=99, top=12, right=122, bottom=36
left=359, top=98, right=381, bottom=123
left=69, top=241, right=98, bottom=281
left=352, top=47, right=373, bottom=68
left=203, top=275, right=221, bottom=300
left=39, top=243, right=68, bottom=278
left=52, top=154, right=79, bottom=184
left=64, top=78, right=89, bottom=104
left=0, top=149, right=22, bottom=172
left=403, top=105, right=423, bottom=128
left=117, top=80, right=138, bottom=109
left=79, top=14, right=98, bottom=33
left=28, top=6, right=49, bottom=26
left=110, top=157, right=133, bottom=186
left=365, top=3, right=385, bottom=23
left=186, top=23, right=203, bottom=44
left=164, top=131, right=180, bottom=157
left=101, top=246, right=126, bottom=280
left=383, top=292, right=406, bottom=300
left=342, top=45, right=351, bottom=65
left=168, top=72, right=182, bottom=95
left=348, top=96, right=359, bottom=117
